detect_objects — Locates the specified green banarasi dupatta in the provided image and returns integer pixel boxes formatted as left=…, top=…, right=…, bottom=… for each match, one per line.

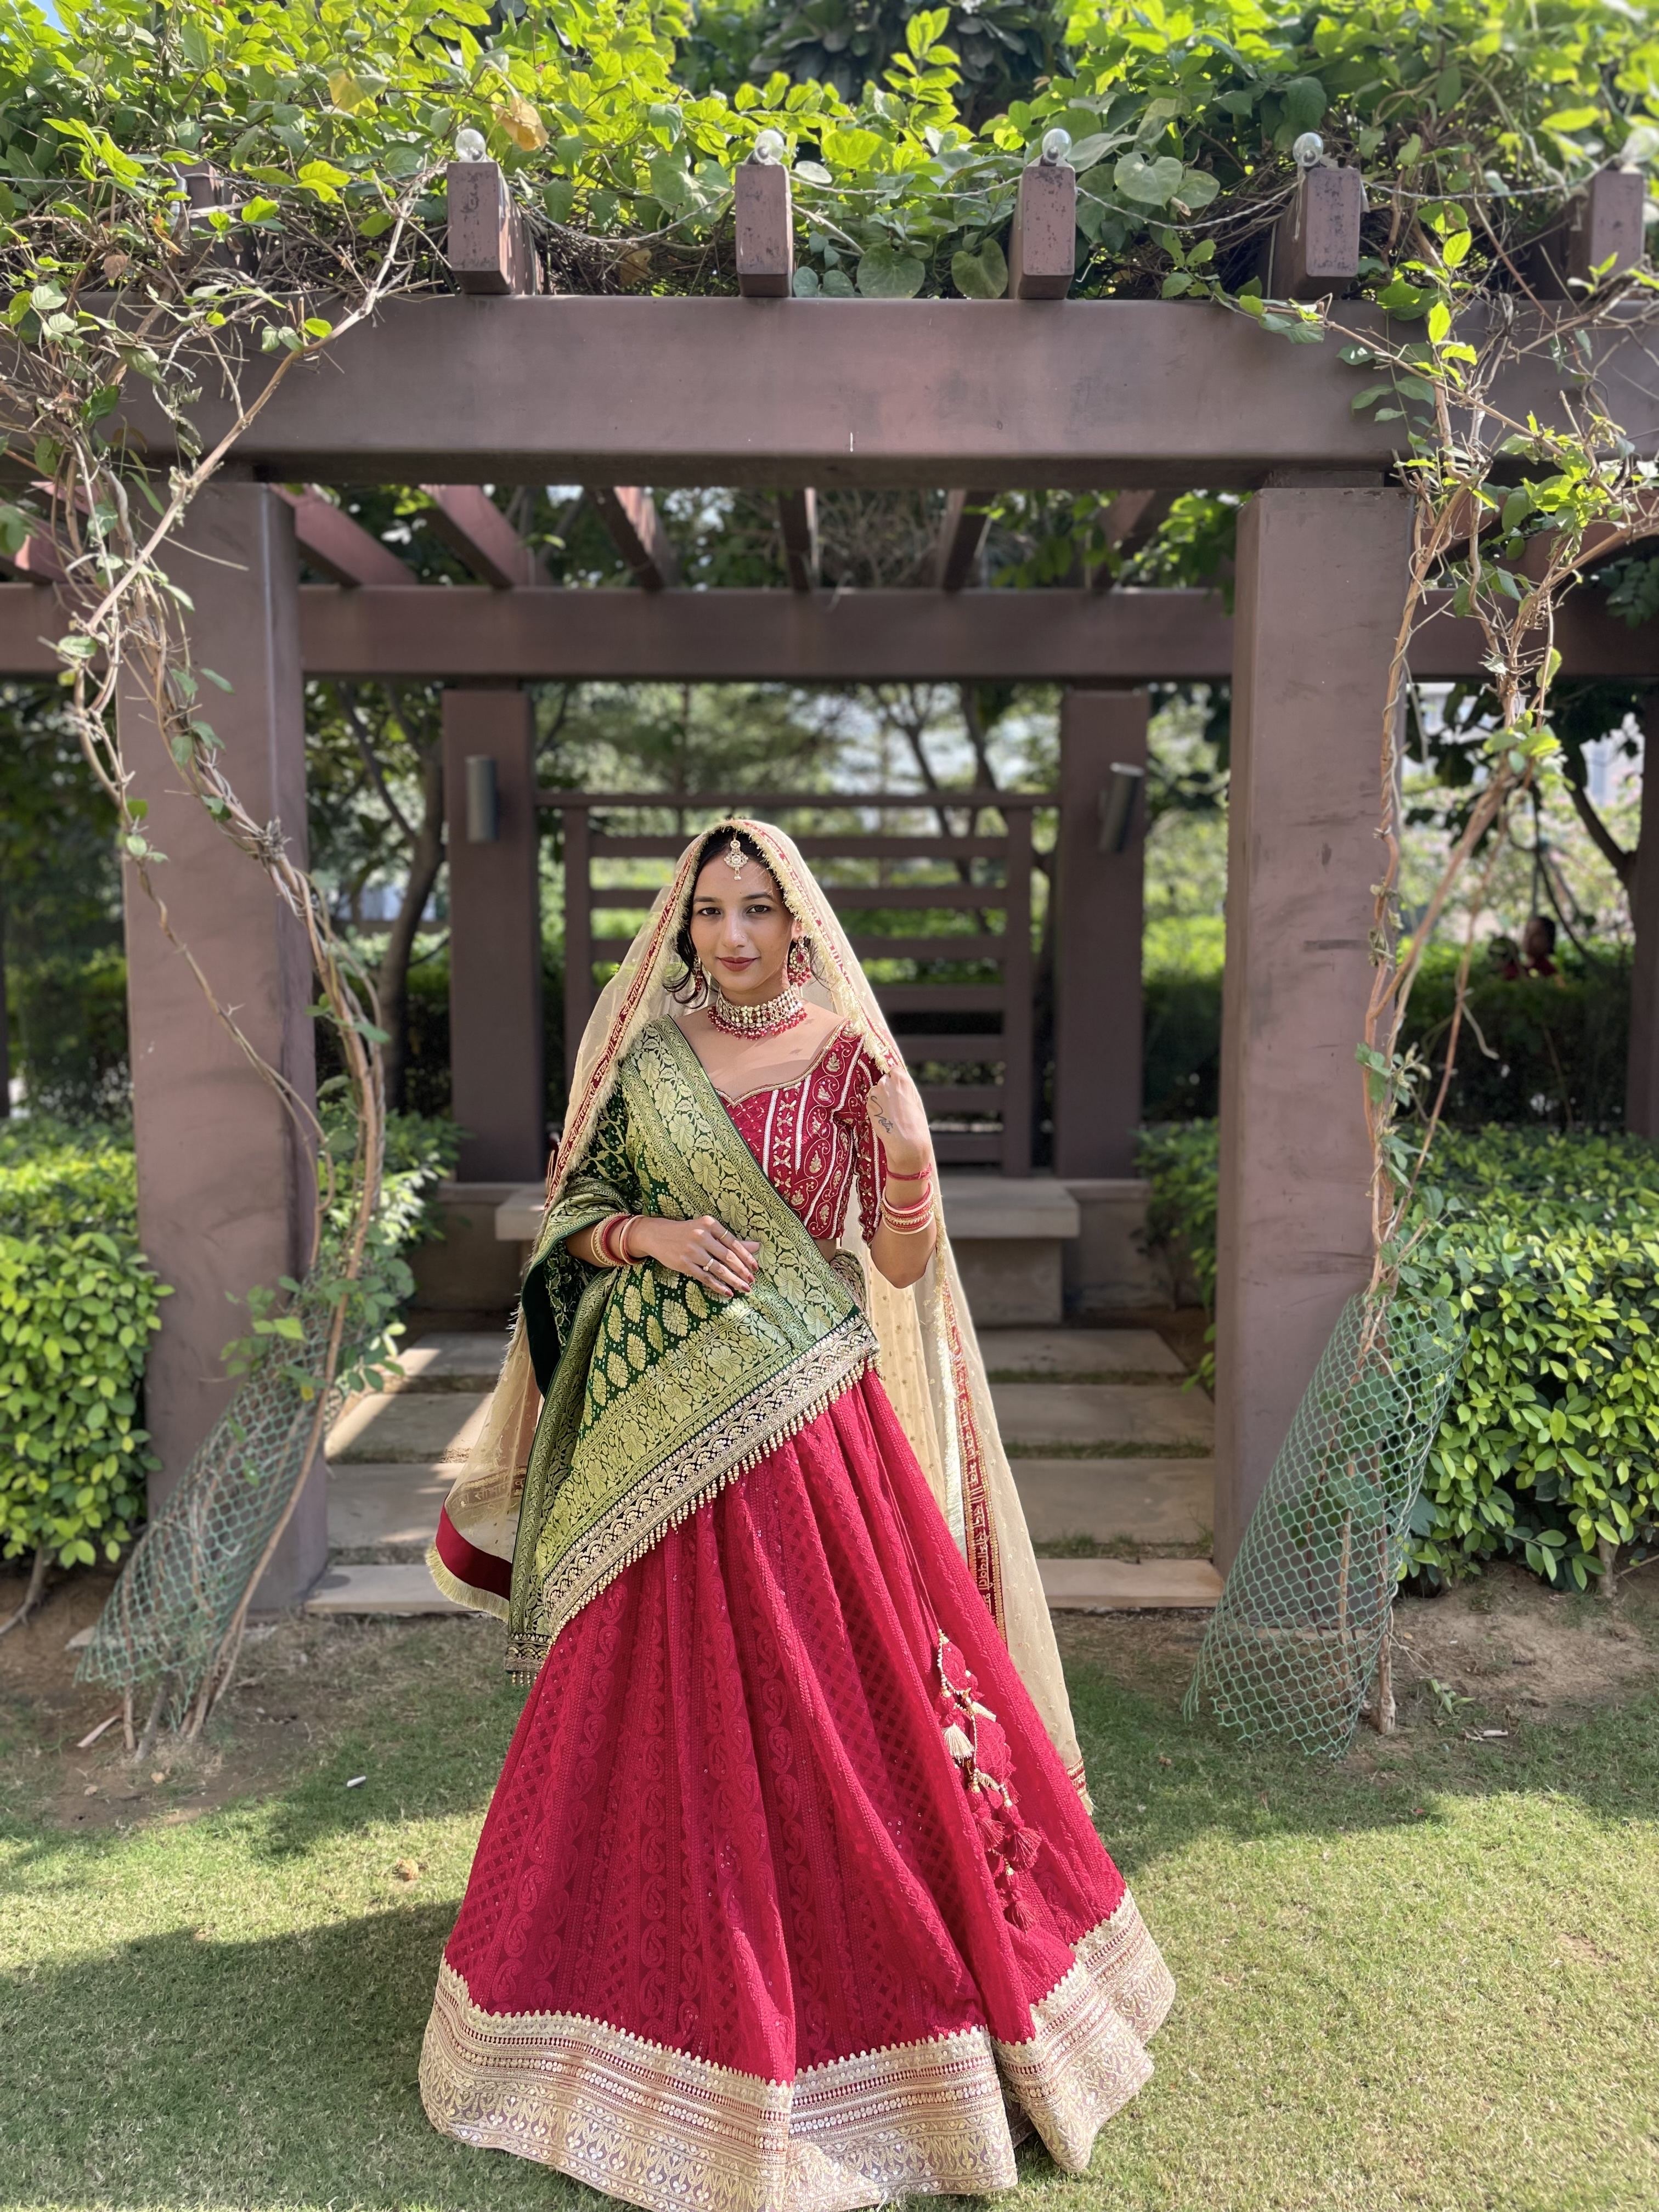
left=507, top=1016, right=878, bottom=1676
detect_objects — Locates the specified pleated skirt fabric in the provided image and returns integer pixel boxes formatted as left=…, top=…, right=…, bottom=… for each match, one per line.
left=421, top=1369, right=1173, bottom=2210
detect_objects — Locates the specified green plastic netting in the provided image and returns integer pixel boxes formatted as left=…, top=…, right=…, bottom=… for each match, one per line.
left=1184, top=1291, right=1466, bottom=1760
left=74, top=1285, right=345, bottom=1730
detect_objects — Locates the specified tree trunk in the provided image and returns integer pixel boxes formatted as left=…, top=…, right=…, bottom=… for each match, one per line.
left=0, top=1545, right=50, bottom=1638
left=375, top=747, right=445, bottom=1111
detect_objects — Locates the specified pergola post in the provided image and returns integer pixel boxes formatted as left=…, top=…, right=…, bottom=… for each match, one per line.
left=1214, top=483, right=1412, bottom=1570
left=443, top=686, right=544, bottom=1178
left=119, top=482, right=324, bottom=1609
left=1624, top=695, right=1659, bottom=1138
left=1053, top=686, right=1147, bottom=1178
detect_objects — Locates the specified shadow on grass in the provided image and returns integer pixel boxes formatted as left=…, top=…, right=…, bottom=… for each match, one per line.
left=1, top=1899, right=611, bottom=2212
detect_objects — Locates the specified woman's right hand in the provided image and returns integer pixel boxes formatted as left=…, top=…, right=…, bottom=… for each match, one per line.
left=631, top=1214, right=760, bottom=1300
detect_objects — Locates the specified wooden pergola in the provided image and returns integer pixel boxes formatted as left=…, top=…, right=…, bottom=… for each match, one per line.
left=7, top=156, right=1658, bottom=1610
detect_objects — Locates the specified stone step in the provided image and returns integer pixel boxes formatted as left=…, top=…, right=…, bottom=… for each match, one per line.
left=326, top=1391, right=490, bottom=1466
left=979, top=1328, right=1183, bottom=1379
left=302, top=1555, right=1219, bottom=1620
left=305, top=1562, right=484, bottom=1617
left=328, top=1463, right=453, bottom=1550
left=1013, top=1458, right=1212, bottom=1547
left=1039, top=1558, right=1223, bottom=1610
left=389, top=1331, right=510, bottom=1392
left=990, top=1381, right=1212, bottom=1450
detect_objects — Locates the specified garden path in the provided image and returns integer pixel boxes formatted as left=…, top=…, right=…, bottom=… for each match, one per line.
left=313, top=1328, right=1222, bottom=1616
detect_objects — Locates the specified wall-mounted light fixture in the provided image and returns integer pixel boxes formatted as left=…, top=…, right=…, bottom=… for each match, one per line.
left=1097, top=761, right=1145, bottom=855
left=466, top=754, right=500, bottom=844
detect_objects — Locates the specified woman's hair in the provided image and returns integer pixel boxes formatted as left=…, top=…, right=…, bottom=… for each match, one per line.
left=667, top=826, right=808, bottom=1005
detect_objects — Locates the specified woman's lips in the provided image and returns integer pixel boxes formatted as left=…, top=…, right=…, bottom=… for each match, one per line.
left=718, top=956, right=757, bottom=970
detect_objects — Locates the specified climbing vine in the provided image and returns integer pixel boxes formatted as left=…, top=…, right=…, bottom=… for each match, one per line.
left=2, top=0, right=1657, bottom=1713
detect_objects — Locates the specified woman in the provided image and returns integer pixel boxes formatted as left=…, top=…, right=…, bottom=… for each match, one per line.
left=421, top=819, right=1172, bottom=2209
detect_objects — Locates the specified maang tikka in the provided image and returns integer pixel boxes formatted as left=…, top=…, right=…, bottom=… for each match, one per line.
left=723, top=833, right=747, bottom=876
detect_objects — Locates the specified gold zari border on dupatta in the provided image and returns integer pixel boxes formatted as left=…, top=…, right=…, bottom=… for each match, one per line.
left=506, top=1312, right=874, bottom=1676
left=421, top=1893, right=1172, bottom=2212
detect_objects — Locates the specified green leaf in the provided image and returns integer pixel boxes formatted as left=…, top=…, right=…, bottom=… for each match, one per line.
left=856, top=247, right=925, bottom=299
left=1176, top=169, right=1220, bottom=211
left=296, top=159, right=351, bottom=205
left=951, top=238, right=1008, bottom=300
left=822, top=127, right=882, bottom=172
left=1114, top=152, right=1184, bottom=206
left=1427, top=302, right=1452, bottom=343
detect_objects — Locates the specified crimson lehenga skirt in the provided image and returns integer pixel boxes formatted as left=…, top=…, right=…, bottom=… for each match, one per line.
left=420, top=1370, right=1173, bottom=2209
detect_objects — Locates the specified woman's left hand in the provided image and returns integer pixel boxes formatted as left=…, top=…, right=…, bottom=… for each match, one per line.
left=866, top=1066, right=933, bottom=1179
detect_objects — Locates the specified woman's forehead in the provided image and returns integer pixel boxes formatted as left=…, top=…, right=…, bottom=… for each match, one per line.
left=692, top=856, right=779, bottom=901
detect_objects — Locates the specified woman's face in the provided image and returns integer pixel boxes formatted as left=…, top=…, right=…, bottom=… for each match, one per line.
left=688, top=853, right=797, bottom=1004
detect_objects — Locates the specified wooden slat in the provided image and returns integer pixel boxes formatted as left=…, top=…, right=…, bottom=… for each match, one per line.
left=846, top=934, right=1005, bottom=961
left=1091, top=489, right=1175, bottom=591
left=587, top=883, right=1007, bottom=910
left=420, top=484, right=543, bottom=589
left=778, top=489, right=818, bottom=591
left=1000, top=805, right=1034, bottom=1174
left=589, top=834, right=1010, bottom=860
left=540, top=788, right=1050, bottom=810
left=563, top=808, right=592, bottom=1092
left=895, top=1035, right=1006, bottom=1063
left=825, top=885, right=1010, bottom=911
left=918, top=1084, right=1002, bottom=1113
left=274, top=486, right=411, bottom=587
left=932, top=1131, right=1004, bottom=1163
left=874, top=985, right=1004, bottom=1012
left=591, top=488, right=680, bottom=591
left=936, top=489, right=996, bottom=592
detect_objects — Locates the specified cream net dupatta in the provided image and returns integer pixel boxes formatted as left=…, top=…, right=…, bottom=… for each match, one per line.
left=439, top=817, right=1086, bottom=1795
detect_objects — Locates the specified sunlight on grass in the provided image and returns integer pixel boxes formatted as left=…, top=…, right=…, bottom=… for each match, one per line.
left=2, top=1611, right=1656, bottom=2212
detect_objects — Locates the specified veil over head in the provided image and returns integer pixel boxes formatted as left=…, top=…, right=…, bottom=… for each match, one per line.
left=432, top=816, right=1086, bottom=1795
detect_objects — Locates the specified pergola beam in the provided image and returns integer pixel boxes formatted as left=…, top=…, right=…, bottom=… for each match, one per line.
left=778, top=489, right=819, bottom=592
left=274, top=485, right=410, bottom=587
left=590, top=485, right=680, bottom=590
left=1090, top=488, right=1176, bottom=590
left=3, top=579, right=1656, bottom=684
left=73, top=297, right=1659, bottom=488
left=419, top=483, right=544, bottom=588
left=936, top=490, right=996, bottom=592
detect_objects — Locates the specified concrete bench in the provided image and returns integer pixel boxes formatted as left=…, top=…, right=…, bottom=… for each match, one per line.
left=493, top=1173, right=1084, bottom=1327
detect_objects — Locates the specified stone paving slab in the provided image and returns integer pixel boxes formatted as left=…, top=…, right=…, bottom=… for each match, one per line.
left=990, top=1381, right=1212, bottom=1449
left=305, top=1562, right=484, bottom=1617
left=391, top=1333, right=510, bottom=1392
left=1013, top=1458, right=1212, bottom=1546
left=326, top=1391, right=490, bottom=1465
left=328, top=1463, right=452, bottom=1549
left=980, top=1328, right=1183, bottom=1378
left=1039, top=1558, right=1223, bottom=1610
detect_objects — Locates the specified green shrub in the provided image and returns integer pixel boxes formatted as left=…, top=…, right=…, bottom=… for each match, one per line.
left=0, top=1119, right=161, bottom=1569
left=1136, top=1120, right=1659, bottom=1590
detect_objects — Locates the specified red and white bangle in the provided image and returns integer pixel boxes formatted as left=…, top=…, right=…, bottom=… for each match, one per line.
left=594, top=1213, right=636, bottom=1266
left=881, top=1177, right=935, bottom=1234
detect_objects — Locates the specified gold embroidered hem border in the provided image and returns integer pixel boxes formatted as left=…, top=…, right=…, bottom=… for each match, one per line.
left=992, top=1890, right=1173, bottom=2171
left=421, top=1960, right=1012, bottom=2212
left=421, top=1892, right=1172, bottom=2211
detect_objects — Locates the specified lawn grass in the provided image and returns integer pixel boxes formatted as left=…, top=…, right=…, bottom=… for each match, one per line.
left=2, top=1598, right=1656, bottom=2212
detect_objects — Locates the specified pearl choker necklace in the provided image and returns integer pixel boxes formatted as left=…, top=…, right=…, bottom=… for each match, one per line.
left=706, top=979, right=809, bottom=1038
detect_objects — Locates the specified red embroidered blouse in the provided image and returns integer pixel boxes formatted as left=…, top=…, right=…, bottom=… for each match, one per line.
left=719, top=1023, right=885, bottom=1243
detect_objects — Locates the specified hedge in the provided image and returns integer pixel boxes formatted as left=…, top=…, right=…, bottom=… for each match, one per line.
left=1137, top=1121, right=1659, bottom=1590
left=0, top=1107, right=459, bottom=1579
left=0, top=1119, right=161, bottom=1571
